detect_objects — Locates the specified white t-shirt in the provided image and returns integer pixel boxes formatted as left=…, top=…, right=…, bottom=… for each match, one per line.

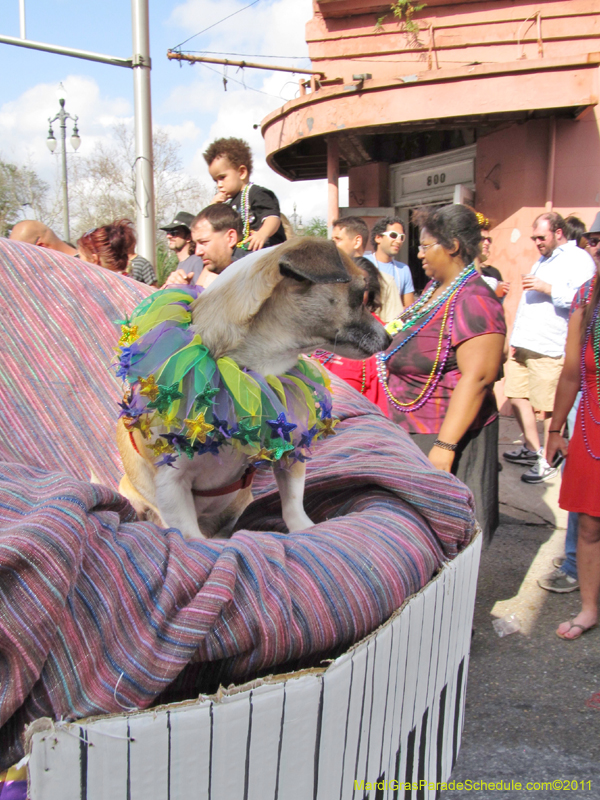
left=510, top=242, right=595, bottom=357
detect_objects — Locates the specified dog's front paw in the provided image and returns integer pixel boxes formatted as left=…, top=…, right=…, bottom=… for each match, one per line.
left=283, top=511, right=315, bottom=533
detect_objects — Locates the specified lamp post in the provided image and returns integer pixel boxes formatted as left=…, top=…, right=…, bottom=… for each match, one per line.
left=47, top=83, right=81, bottom=242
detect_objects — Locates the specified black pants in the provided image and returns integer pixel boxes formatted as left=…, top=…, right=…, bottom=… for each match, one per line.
left=409, top=419, right=499, bottom=548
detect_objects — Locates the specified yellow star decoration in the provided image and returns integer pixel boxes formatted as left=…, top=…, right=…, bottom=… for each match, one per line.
left=139, top=375, right=160, bottom=402
left=184, top=412, right=215, bottom=445
left=148, top=438, right=174, bottom=457
left=161, top=407, right=182, bottom=433
left=318, top=417, right=338, bottom=438
left=119, top=324, right=139, bottom=346
left=136, top=413, right=156, bottom=438
left=248, top=447, right=273, bottom=464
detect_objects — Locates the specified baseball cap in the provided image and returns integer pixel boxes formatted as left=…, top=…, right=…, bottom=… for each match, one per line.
left=160, top=212, right=195, bottom=232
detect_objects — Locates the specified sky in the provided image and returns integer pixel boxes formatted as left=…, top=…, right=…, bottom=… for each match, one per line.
left=0, top=0, right=348, bottom=226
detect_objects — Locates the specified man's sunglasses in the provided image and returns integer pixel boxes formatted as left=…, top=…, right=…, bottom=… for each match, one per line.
left=585, top=236, right=600, bottom=247
left=531, top=234, right=549, bottom=243
left=382, top=230, right=406, bottom=243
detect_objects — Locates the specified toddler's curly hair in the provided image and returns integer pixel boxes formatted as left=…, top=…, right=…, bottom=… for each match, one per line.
left=203, top=137, right=253, bottom=175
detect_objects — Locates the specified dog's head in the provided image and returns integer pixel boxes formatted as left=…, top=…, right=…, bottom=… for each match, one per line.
left=191, top=238, right=391, bottom=374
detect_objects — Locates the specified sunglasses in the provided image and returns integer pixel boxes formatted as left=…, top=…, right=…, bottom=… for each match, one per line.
left=482, top=236, right=492, bottom=244
left=166, top=227, right=189, bottom=237
left=382, top=230, right=406, bottom=243
left=586, top=237, right=600, bottom=247
left=530, top=234, right=550, bottom=243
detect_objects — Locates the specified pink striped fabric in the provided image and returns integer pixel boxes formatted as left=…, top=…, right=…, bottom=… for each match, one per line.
left=0, top=239, right=475, bottom=767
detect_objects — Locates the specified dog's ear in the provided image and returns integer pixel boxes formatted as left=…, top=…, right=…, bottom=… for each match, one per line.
left=278, top=238, right=350, bottom=284
left=190, top=248, right=284, bottom=358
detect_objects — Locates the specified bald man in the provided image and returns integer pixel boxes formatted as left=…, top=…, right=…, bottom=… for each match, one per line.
left=9, top=220, right=77, bottom=257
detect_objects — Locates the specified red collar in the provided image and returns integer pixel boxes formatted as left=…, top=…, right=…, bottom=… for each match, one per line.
left=192, top=465, right=256, bottom=497
left=128, top=431, right=256, bottom=497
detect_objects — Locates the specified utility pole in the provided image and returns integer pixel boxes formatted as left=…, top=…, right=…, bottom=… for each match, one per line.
left=131, top=0, right=155, bottom=266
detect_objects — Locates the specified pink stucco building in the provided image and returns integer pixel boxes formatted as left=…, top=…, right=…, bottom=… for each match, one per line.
left=261, top=0, right=600, bottom=327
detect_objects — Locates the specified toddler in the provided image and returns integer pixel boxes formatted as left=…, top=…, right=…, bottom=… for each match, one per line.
left=203, top=137, right=286, bottom=251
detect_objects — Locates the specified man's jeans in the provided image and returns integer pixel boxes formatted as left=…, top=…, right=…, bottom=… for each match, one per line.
left=562, top=392, right=581, bottom=580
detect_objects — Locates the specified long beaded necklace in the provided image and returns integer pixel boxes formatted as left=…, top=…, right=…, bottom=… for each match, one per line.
left=580, top=300, right=600, bottom=459
left=386, top=264, right=476, bottom=335
left=377, top=266, right=476, bottom=412
left=236, top=182, right=254, bottom=250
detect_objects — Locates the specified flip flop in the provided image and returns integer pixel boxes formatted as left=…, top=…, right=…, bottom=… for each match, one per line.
left=556, top=620, right=598, bottom=641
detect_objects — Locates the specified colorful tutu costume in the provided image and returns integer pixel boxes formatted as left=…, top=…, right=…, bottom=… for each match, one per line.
left=115, top=286, right=336, bottom=468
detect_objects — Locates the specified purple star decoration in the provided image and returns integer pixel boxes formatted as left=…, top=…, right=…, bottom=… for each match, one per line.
left=155, top=452, right=178, bottom=468
left=266, top=412, right=297, bottom=442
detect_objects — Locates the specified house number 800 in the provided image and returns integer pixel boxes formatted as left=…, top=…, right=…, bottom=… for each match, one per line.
left=426, top=172, right=446, bottom=186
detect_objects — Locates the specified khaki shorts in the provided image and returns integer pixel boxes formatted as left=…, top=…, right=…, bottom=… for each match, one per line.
left=504, top=348, right=564, bottom=412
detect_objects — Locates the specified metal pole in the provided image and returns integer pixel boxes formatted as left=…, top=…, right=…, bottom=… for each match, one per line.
left=0, top=33, right=132, bottom=67
left=19, top=0, right=26, bottom=38
left=131, top=0, right=155, bottom=266
left=166, top=50, right=325, bottom=78
left=59, top=102, right=70, bottom=241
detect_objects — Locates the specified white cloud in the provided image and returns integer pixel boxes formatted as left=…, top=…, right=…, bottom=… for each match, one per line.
left=0, top=75, right=131, bottom=182
left=168, top=0, right=313, bottom=62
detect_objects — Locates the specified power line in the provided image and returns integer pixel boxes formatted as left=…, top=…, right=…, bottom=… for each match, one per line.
left=171, top=0, right=261, bottom=52
left=198, top=61, right=289, bottom=101
left=185, top=49, right=310, bottom=60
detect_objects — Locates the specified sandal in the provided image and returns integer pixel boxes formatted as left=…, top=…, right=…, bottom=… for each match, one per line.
left=556, top=620, right=598, bottom=641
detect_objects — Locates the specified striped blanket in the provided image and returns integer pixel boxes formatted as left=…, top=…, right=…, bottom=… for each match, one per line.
left=0, top=240, right=475, bottom=766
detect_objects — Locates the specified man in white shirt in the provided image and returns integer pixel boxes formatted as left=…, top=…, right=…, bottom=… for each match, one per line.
left=503, top=212, right=595, bottom=483
left=364, top=217, right=415, bottom=308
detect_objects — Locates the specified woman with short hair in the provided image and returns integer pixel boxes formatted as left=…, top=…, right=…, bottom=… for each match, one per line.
left=78, top=219, right=156, bottom=286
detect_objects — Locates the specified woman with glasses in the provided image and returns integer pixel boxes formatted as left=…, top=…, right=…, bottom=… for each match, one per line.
left=472, top=212, right=510, bottom=300
left=377, top=204, right=506, bottom=545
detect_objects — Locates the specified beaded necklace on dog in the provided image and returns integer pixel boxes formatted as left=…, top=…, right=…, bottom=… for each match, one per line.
left=580, top=300, right=600, bottom=460
left=376, top=265, right=476, bottom=412
left=235, top=183, right=254, bottom=251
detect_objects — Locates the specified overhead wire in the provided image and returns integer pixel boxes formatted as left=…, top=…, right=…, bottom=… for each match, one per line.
left=171, top=0, right=261, bottom=52
left=184, top=49, right=311, bottom=60
left=197, top=61, right=293, bottom=101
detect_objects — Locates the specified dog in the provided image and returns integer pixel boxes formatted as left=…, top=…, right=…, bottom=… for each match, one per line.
left=116, top=238, right=391, bottom=540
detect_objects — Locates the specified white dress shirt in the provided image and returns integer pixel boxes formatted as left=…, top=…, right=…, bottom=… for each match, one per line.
left=510, top=242, right=595, bottom=357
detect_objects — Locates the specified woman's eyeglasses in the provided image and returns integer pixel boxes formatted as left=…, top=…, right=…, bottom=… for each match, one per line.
left=482, top=236, right=492, bottom=244
left=382, top=230, right=406, bottom=243
left=418, top=242, right=438, bottom=253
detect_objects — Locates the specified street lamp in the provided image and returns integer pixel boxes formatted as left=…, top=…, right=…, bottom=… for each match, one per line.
left=46, top=83, right=80, bottom=242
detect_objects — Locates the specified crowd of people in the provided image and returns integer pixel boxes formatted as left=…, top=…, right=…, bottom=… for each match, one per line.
left=6, top=135, right=600, bottom=640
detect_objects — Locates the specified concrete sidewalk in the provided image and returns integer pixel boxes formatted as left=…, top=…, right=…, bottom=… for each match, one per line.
left=441, top=417, right=600, bottom=799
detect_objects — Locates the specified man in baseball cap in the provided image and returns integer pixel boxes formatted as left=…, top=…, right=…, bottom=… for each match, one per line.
left=160, top=211, right=204, bottom=282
